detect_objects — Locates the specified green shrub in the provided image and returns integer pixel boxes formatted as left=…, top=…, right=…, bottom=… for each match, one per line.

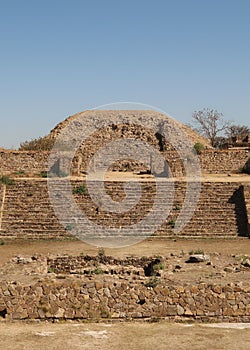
left=93, top=267, right=104, bottom=275
left=0, top=176, right=13, bottom=185
left=173, top=204, right=181, bottom=211
left=15, top=169, right=25, bottom=175
left=193, top=142, right=205, bottom=155
left=154, top=263, right=165, bottom=271
left=189, top=248, right=204, bottom=255
left=145, top=277, right=160, bottom=288
left=65, top=223, right=75, bottom=231
left=168, top=219, right=176, bottom=228
left=40, top=171, right=48, bottom=178
left=72, top=185, right=86, bottom=194
left=48, top=267, right=55, bottom=273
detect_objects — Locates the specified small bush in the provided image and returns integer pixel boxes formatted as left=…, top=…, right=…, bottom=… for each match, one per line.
left=145, top=277, right=160, bottom=288
left=98, top=248, right=105, bottom=258
left=193, top=142, right=205, bottom=155
left=72, top=185, right=86, bottom=194
left=154, top=263, right=165, bottom=271
left=48, top=267, right=55, bottom=273
left=100, top=308, right=110, bottom=318
left=173, top=204, right=181, bottom=211
left=168, top=219, right=176, bottom=228
left=40, top=171, right=48, bottom=178
left=189, top=248, right=204, bottom=255
left=65, top=223, right=75, bottom=231
left=0, top=176, right=13, bottom=185
left=15, top=169, right=26, bottom=175
left=93, top=267, right=104, bottom=275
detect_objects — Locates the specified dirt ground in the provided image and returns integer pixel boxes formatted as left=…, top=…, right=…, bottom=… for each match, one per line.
left=1, top=320, right=250, bottom=350
left=1, top=237, right=250, bottom=265
left=2, top=238, right=250, bottom=285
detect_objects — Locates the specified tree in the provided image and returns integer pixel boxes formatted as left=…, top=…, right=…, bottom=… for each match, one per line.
left=225, top=124, right=250, bottom=142
left=192, top=108, right=230, bottom=147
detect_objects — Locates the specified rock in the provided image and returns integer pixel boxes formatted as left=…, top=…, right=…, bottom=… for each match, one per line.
left=184, top=308, right=193, bottom=316
left=177, top=304, right=184, bottom=315
left=224, top=267, right=234, bottom=273
left=15, top=256, right=33, bottom=264
left=186, top=254, right=210, bottom=263
left=242, top=258, right=250, bottom=268
left=54, top=308, right=64, bottom=318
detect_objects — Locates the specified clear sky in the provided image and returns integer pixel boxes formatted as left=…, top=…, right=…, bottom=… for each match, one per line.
left=0, top=0, right=249, bottom=149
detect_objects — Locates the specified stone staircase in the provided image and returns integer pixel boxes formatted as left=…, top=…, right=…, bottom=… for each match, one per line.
left=155, top=182, right=248, bottom=238
left=0, top=185, right=6, bottom=231
left=243, top=185, right=250, bottom=236
left=0, top=179, right=248, bottom=240
left=0, top=180, right=70, bottom=239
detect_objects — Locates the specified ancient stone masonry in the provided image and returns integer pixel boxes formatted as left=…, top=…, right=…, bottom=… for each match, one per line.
left=0, top=179, right=248, bottom=240
left=243, top=185, right=250, bottom=235
left=0, top=150, right=48, bottom=176
left=0, top=110, right=249, bottom=241
left=1, top=149, right=249, bottom=178
left=1, top=254, right=250, bottom=322
left=199, top=149, right=250, bottom=174
left=0, top=110, right=249, bottom=177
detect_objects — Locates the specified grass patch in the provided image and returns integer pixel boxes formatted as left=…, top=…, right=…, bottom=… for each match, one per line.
left=145, top=277, right=160, bottom=288
left=72, top=185, right=86, bottom=194
left=93, top=267, right=104, bottom=275
left=189, top=248, right=204, bottom=255
left=0, top=176, right=13, bottom=185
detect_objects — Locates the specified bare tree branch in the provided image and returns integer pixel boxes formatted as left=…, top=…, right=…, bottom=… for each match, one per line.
left=192, top=108, right=230, bottom=147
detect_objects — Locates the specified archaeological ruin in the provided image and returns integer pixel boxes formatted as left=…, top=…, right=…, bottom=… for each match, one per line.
left=0, top=110, right=250, bottom=322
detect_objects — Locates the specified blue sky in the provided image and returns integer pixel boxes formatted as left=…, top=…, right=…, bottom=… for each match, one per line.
left=0, top=0, right=250, bottom=148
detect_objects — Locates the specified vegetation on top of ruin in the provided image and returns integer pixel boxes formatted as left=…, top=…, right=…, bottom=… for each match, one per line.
left=19, top=135, right=54, bottom=151
left=11, top=110, right=249, bottom=152
left=193, top=142, right=205, bottom=154
left=191, top=108, right=230, bottom=147
left=0, top=175, right=14, bottom=186
left=190, top=108, right=250, bottom=149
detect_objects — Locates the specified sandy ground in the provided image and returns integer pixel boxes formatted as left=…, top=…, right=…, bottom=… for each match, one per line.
left=13, top=172, right=250, bottom=182
left=1, top=320, right=250, bottom=350
left=1, top=238, right=250, bottom=265
left=2, top=238, right=250, bottom=285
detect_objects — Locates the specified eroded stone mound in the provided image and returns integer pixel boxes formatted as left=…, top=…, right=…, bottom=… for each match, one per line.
left=49, top=110, right=212, bottom=150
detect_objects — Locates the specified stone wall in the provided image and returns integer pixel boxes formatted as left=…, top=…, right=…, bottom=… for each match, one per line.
left=2, top=252, right=250, bottom=322
left=0, top=149, right=249, bottom=177
left=1, top=275, right=250, bottom=321
left=0, top=150, right=48, bottom=176
left=200, top=149, right=250, bottom=174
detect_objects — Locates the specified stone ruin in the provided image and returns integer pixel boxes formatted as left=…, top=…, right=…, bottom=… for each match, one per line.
left=2, top=251, right=250, bottom=321
left=0, top=110, right=249, bottom=240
